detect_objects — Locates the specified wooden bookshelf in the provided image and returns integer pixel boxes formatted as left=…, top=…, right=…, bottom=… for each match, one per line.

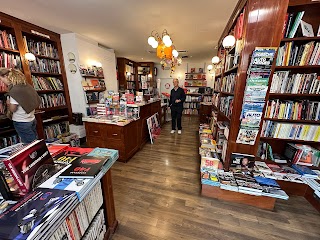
left=275, top=65, right=320, bottom=69
left=268, top=93, right=320, bottom=98
left=0, top=128, right=16, bottom=135
left=31, top=72, right=62, bottom=76
left=263, top=118, right=320, bottom=124
left=220, top=91, right=234, bottom=96
left=0, top=12, right=73, bottom=141
left=40, top=106, right=68, bottom=112
left=260, top=137, right=319, bottom=144
left=37, top=90, right=64, bottom=93
left=205, top=0, right=320, bottom=211
left=281, top=36, right=320, bottom=42
left=224, top=65, right=239, bottom=75
left=84, top=88, right=106, bottom=93
left=34, top=54, right=59, bottom=61
left=0, top=47, right=20, bottom=53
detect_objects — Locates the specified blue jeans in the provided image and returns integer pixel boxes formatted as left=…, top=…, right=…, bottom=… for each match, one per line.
left=13, top=119, right=38, bottom=144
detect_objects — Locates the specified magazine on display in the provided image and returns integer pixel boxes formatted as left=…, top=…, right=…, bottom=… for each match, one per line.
left=58, top=156, right=109, bottom=179
left=53, top=147, right=93, bottom=165
left=236, top=128, right=259, bottom=145
left=0, top=188, right=76, bottom=240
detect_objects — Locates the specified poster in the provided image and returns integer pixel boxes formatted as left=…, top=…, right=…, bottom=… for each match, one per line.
left=147, top=113, right=161, bottom=144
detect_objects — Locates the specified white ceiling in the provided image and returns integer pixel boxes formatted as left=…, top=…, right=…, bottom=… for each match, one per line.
left=2, top=0, right=238, bottom=63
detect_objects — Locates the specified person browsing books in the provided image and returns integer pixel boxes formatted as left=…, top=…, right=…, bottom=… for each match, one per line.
left=0, top=68, right=41, bottom=143
left=169, top=78, right=186, bottom=134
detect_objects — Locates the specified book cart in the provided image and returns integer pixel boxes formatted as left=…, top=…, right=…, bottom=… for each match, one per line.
left=0, top=12, right=72, bottom=146
left=203, top=0, right=320, bottom=211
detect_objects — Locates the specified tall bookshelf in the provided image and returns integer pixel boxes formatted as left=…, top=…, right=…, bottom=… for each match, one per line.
left=0, top=17, right=23, bottom=147
left=209, top=0, right=320, bottom=211
left=258, top=0, right=320, bottom=155
left=137, top=62, right=155, bottom=94
left=211, top=0, right=289, bottom=169
left=0, top=12, right=72, bottom=144
left=117, top=58, right=155, bottom=93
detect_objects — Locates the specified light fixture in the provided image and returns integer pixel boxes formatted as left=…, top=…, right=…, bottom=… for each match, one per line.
left=151, top=41, right=158, bottom=49
left=165, top=39, right=172, bottom=47
left=25, top=52, right=36, bottom=61
left=222, top=35, right=236, bottom=49
left=172, top=49, right=179, bottom=58
left=207, top=64, right=213, bottom=71
left=95, top=62, right=102, bottom=68
left=212, top=56, right=220, bottom=64
left=126, top=72, right=131, bottom=76
left=147, top=29, right=181, bottom=75
left=148, top=36, right=156, bottom=45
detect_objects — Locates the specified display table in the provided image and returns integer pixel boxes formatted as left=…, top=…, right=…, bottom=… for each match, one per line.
left=84, top=100, right=161, bottom=162
left=201, top=184, right=276, bottom=210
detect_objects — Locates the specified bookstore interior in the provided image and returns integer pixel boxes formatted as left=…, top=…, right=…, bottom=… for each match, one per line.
left=0, top=0, right=320, bottom=239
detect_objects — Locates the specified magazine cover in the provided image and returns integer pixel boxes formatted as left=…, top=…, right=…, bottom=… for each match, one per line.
left=201, top=157, right=220, bottom=172
left=243, top=85, right=268, bottom=102
left=230, top=153, right=255, bottom=168
left=0, top=188, right=75, bottom=240
left=87, top=148, right=119, bottom=161
left=3, top=140, right=60, bottom=194
left=240, top=102, right=264, bottom=128
left=59, top=156, right=109, bottom=179
left=38, top=165, right=91, bottom=200
left=53, top=147, right=93, bottom=165
left=236, top=127, right=259, bottom=145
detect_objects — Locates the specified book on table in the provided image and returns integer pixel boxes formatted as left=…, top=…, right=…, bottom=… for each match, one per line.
left=2, top=140, right=62, bottom=195
left=58, top=156, right=110, bottom=179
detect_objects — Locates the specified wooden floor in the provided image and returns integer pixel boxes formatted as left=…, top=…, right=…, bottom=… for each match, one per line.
left=111, top=116, right=320, bottom=240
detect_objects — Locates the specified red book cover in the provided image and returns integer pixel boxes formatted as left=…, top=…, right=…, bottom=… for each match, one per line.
left=59, top=155, right=109, bottom=178
left=2, top=140, right=57, bottom=194
left=47, top=144, right=69, bottom=157
left=53, top=147, right=93, bottom=165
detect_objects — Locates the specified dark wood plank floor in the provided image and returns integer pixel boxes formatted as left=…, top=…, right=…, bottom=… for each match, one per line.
left=111, top=116, right=320, bottom=240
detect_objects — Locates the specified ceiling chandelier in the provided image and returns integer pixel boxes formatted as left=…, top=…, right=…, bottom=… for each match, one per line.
left=147, top=29, right=182, bottom=75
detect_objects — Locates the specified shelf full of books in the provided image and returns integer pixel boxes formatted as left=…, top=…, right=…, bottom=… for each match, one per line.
left=0, top=141, right=119, bottom=239
left=0, top=12, right=73, bottom=146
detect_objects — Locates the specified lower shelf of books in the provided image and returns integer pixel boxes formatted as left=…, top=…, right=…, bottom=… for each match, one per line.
left=201, top=184, right=276, bottom=210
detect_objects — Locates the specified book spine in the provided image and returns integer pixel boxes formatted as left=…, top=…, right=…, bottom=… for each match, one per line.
left=2, top=159, right=28, bottom=193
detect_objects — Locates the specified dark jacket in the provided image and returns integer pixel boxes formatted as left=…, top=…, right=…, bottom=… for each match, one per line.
left=169, top=87, right=186, bottom=110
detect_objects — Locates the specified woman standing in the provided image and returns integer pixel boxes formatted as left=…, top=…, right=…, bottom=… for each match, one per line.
left=0, top=68, right=41, bottom=143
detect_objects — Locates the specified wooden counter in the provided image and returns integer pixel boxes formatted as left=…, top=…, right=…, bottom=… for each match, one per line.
left=84, top=100, right=161, bottom=162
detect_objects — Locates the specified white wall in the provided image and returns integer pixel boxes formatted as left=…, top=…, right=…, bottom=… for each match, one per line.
left=155, top=62, right=215, bottom=94
left=61, top=33, right=118, bottom=116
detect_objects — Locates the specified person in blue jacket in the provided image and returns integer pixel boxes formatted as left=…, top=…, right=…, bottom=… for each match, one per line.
left=169, top=78, right=186, bottom=134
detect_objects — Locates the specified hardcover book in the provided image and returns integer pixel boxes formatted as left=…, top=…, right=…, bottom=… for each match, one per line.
left=53, top=147, right=94, bottom=165
left=59, top=156, right=109, bottom=179
left=2, top=140, right=61, bottom=194
left=0, top=188, right=75, bottom=240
